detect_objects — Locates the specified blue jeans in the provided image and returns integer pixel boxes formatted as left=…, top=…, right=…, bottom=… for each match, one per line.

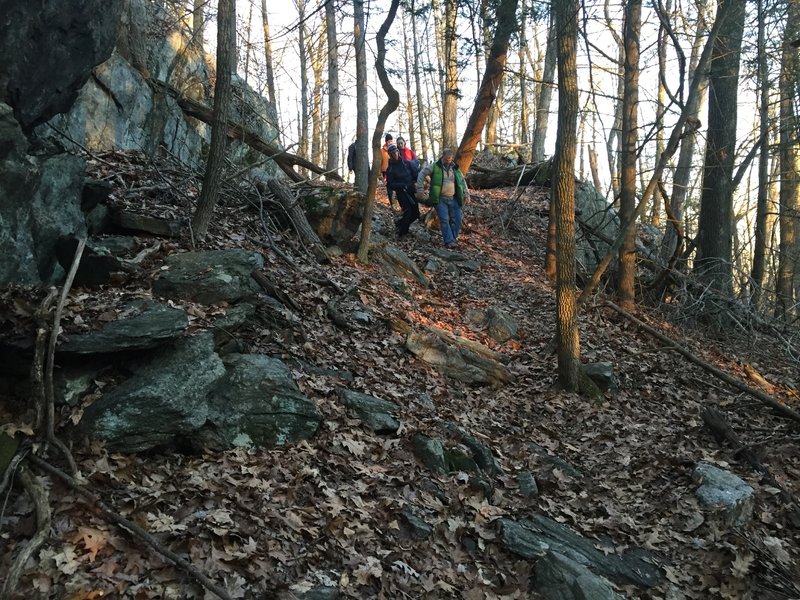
left=435, top=196, right=462, bottom=245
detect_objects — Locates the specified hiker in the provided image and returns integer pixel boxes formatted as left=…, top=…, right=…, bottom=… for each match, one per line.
left=416, top=147, right=469, bottom=249
left=380, top=133, right=397, bottom=208
left=396, top=136, right=419, bottom=171
left=385, top=143, right=420, bottom=237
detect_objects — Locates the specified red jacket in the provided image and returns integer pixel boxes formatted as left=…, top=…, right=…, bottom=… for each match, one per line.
left=399, top=146, right=417, bottom=162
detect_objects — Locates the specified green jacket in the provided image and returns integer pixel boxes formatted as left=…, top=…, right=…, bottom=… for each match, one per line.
left=428, top=160, right=467, bottom=207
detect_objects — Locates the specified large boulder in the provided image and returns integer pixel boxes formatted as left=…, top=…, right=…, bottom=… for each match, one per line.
left=303, top=188, right=366, bottom=245
left=202, top=353, right=322, bottom=448
left=152, top=249, right=265, bottom=304
left=76, top=332, right=226, bottom=452
left=0, top=105, right=87, bottom=284
left=574, top=182, right=619, bottom=277
left=36, top=0, right=280, bottom=173
left=0, top=0, right=122, bottom=131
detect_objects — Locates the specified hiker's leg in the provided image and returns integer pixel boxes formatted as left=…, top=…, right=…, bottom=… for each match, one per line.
left=435, top=200, right=455, bottom=245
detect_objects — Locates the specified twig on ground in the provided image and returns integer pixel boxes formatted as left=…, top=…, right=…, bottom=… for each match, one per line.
left=27, top=455, right=234, bottom=600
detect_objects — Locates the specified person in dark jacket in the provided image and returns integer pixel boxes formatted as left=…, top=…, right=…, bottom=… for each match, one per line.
left=385, top=144, right=420, bottom=237
left=416, top=147, right=469, bottom=248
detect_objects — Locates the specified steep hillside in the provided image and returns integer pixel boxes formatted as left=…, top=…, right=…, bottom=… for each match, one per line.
left=1, top=151, right=799, bottom=600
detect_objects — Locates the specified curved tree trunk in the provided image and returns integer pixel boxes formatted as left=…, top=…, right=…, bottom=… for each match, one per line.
left=357, top=0, right=401, bottom=262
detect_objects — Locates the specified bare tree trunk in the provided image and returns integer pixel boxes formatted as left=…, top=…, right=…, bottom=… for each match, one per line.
left=553, top=0, right=581, bottom=392
left=325, top=0, right=340, bottom=176
left=455, top=0, right=519, bottom=175
left=411, top=0, right=428, bottom=159
left=518, top=16, right=530, bottom=156
left=357, top=0, right=401, bottom=262
left=751, top=0, right=770, bottom=306
left=261, top=0, right=277, bottom=108
left=354, top=0, right=370, bottom=193
left=532, top=11, right=556, bottom=162
left=402, top=7, right=416, bottom=151
left=777, top=0, right=800, bottom=319
left=243, top=0, right=254, bottom=83
left=650, top=0, right=670, bottom=227
left=442, top=0, right=459, bottom=149
left=618, top=0, right=641, bottom=311
left=662, top=0, right=708, bottom=266
left=191, top=0, right=205, bottom=47
left=694, top=0, right=746, bottom=295
left=192, top=0, right=235, bottom=240
left=296, top=0, right=309, bottom=162
left=604, top=0, right=624, bottom=201
left=310, top=25, right=325, bottom=167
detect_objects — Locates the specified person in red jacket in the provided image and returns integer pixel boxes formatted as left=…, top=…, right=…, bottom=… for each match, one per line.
left=396, top=136, right=417, bottom=164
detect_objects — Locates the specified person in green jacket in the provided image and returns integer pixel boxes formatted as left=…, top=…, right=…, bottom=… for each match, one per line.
left=416, top=147, right=469, bottom=248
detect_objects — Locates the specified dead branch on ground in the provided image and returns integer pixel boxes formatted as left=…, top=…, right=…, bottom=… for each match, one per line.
left=604, top=301, right=800, bottom=425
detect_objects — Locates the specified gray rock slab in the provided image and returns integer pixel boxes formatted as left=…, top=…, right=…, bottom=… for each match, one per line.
left=76, top=332, right=225, bottom=452
left=206, top=353, right=321, bottom=448
left=534, top=551, right=624, bottom=600
left=497, top=515, right=660, bottom=588
left=58, top=300, right=188, bottom=354
left=692, top=463, right=754, bottom=527
left=153, top=249, right=265, bottom=304
left=338, top=389, right=400, bottom=434
left=412, top=434, right=448, bottom=475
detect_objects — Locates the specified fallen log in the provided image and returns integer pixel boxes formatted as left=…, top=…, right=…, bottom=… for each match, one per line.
left=467, top=158, right=552, bottom=189
left=151, top=79, right=341, bottom=183
left=604, top=301, right=800, bottom=425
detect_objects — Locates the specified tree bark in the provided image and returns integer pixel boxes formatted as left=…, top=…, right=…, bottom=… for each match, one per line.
left=442, top=0, right=459, bottom=149
left=455, top=0, right=518, bottom=175
left=192, top=0, right=235, bottom=240
left=532, top=11, right=556, bottom=162
left=325, top=0, right=340, bottom=175
left=617, top=0, right=641, bottom=311
left=261, top=0, right=278, bottom=108
left=694, top=0, right=746, bottom=295
left=751, top=0, right=769, bottom=306
left=354, top=0, right=370, bottom=193
left=777, top=0, right=800, bottom=320
left=552, top=0, right=581, bottom=392
left=266, top=179, right=329, bottom=264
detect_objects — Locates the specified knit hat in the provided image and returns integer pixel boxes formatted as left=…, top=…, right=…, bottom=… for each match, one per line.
left=385, top=133, right=393, bottom=142
left=387, top=144, right=398, bottom=154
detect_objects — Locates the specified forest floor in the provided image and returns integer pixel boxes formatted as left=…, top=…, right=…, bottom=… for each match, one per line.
left=1, top=152, right=800, bottom=599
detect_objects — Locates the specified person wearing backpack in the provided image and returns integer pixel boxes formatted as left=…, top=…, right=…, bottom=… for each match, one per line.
left=346, top=142, right=356, bottom=182
left=385, top=143, right=420, bottom=237
left=416, top=147, right=469, bottom=248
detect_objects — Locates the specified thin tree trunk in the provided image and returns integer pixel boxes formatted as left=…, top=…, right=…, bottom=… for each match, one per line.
left=261, top=0, right=277, bottom=108
left=777, top=0, right=800, bottom=319
left=297, top=0, right=309, bottom=162
left=618, top=0, right=641, bottom=311
left=354, top=0, right=370, bottom=193
left=402, top=7, right=416, bottom=151
left=553, top=0, right=581, bottom=392
left=191, top=0, right=205, bottom=47
left=663, top=0, right=708, bottom=267
left=411, top=0, right=428, bottom=159
left=192, top=0, right=235, bottom=239
left=455, top=0, right=519, bottom=175
left=325, top=0, right=340, bottom=175
left=532, top=11, right=556, bottom=162
left=310, top=25, right=325, bottom=167
left=751, top=0, right=770, bottom=306
left=357, top=0, right=401, bottom=262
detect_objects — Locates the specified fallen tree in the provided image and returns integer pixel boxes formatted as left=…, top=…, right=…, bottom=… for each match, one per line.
left=151, top=79, right=342, bottom=184
left=467, top=158, right=552, bottom=189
